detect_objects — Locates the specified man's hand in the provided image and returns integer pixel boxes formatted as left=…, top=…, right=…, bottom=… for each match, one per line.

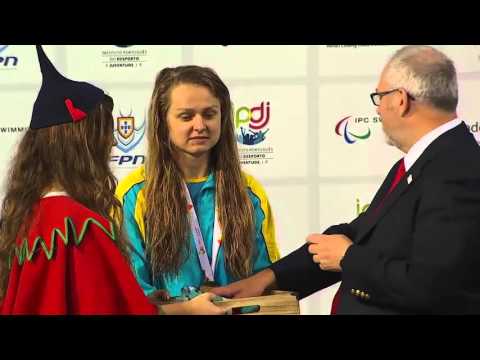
left=307, top=234, right=353, bottom=272
left=210, top=269, right=277, bottom=299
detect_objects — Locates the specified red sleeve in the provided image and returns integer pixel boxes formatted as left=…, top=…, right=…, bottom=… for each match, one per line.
left=66, top=221, right=158, bottom=315
left=1, top=216, right=157, bottom=315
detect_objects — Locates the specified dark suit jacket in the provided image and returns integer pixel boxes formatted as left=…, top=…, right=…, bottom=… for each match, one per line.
left=271, top=122, right=480, bottom=314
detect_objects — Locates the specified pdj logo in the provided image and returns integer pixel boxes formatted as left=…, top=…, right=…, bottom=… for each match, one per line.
left=235, top=101, right=270, bottom=145
left=0, top=45, right=18, bottom=68
left=113, top=110, right=146, bottom=153
left=335, top=116, right=372, bottom=144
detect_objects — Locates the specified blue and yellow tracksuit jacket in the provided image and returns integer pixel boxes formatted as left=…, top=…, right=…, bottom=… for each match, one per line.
left=116, top=165, right=280, bottom=297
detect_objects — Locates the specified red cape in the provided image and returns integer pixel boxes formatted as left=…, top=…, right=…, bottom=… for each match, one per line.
left=0, top=196, right=157, bottom=315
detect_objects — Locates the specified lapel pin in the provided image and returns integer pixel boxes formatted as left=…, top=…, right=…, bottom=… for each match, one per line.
left=407, top=174, right=413, bottom=184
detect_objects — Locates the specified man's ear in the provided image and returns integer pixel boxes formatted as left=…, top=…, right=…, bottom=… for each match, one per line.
left=399, top=89, right=411, bottom=117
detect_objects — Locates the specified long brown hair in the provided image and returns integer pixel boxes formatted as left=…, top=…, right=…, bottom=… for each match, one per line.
left=145, top=65, right=255, bottom=280
left=0, top=95, right=128, bottom=298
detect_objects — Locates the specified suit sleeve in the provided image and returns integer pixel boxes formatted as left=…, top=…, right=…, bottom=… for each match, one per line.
left=341, top=176, right=480, bottom=313
left=270, top=217, right=363, bottom=299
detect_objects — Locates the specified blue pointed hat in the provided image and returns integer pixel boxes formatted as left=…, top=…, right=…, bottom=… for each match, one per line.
left=30, top=45, right=106, bottom=129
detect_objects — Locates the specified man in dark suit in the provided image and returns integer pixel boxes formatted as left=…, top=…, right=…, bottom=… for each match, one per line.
left=213, top=45, right=480, bottom=314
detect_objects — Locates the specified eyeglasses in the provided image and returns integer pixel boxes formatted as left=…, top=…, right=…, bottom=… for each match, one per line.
left=370, top=88, right=415, bottom=106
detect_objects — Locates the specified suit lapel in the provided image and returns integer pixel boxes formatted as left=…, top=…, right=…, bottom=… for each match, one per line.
left=355, top=172, right=412, bottom=244
left=354, top=122, right=469, bottom=244
left=367, top=159, right=403, bottom=211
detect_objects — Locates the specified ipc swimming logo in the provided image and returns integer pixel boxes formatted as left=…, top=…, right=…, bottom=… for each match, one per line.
left=335, top=116, right=372, bottom=144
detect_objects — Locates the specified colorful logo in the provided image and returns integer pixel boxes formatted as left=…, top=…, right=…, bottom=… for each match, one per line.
left=235, top=101, right=270, bottom=145
left=113, top=109, right=146, bottom=153
left=335, top=116, right=372, bottom=144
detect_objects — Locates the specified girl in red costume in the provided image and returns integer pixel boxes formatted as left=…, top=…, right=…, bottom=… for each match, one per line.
left=0, top=46, right=225, bottom=315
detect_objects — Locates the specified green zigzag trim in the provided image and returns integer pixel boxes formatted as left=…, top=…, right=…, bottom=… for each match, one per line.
left=12, top=217, right=117, bottom=267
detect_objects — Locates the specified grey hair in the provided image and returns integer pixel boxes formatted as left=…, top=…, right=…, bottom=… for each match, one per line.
left=384, top=45, right=458, bottom=112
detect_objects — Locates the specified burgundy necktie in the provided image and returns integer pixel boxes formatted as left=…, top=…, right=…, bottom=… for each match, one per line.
left=385, top=158, right=406, bottom=197
left=330, top=159, right=406, bottom=314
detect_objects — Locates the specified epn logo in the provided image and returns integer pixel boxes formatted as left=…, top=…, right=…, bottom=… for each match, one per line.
left=111, top=109, right=146, bottom=166
left=0, top=45, right=18, bottom=68
left=235, top=101, right=270, bottom=145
